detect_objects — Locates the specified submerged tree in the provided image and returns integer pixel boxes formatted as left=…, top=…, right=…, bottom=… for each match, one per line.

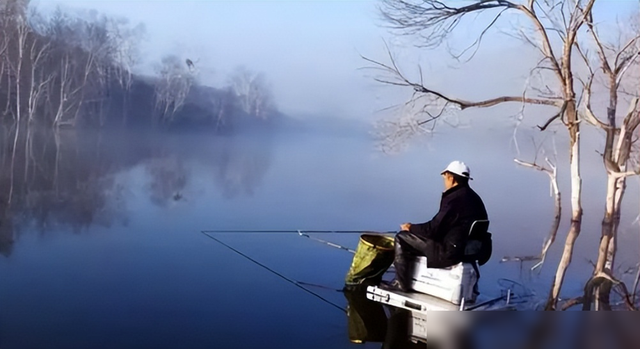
left=370, top=0, right=639, bottom=309
left=578, top=14, right=640, bottom=309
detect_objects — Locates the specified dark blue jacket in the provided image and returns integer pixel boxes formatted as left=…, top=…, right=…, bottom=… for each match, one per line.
left=409, top=184, right=488, bottom=267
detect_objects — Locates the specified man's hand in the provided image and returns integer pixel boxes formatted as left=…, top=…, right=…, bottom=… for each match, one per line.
left=400, top=223, right=411, bottom=231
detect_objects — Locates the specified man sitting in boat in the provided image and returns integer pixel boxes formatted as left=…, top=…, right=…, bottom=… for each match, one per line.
left=387, top=160, right=488, bottom=292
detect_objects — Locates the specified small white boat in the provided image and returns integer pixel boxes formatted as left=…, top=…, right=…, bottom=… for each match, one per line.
left=364, top=256, right=529, bottom=344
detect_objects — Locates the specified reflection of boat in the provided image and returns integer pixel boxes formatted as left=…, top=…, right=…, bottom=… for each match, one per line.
left=343, top=283, right=426, bottom=348
left=343, top=283, right=388, bottom=344
left=345, top=280, right=513, bottom=348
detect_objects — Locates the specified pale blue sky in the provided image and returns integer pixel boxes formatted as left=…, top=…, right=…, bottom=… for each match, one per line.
left=41, top=0, right=639, bottom=119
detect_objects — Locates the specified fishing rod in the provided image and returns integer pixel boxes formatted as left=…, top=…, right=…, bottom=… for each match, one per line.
left=202, top=229, right=398, bottom=255
left=200, top=231, right=347, bottom=314
left=297, top=230, right=357, bottom=254
left=201, top=229, right=396, bottom=234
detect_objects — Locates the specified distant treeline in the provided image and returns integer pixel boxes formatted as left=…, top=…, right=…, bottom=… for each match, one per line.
left=0, top=0, right=280, bottom=131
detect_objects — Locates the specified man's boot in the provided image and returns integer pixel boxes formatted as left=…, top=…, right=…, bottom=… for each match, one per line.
left=390, top=232, right=414, bottom=292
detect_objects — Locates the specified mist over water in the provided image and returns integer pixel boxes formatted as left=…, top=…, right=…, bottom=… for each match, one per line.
left=1, top=121, right=638, bottom=347
left=1, top=0, right=639, bottom=347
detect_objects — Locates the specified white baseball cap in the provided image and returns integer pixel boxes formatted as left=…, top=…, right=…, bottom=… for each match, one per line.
left=441, top=160, right=473, bottom=180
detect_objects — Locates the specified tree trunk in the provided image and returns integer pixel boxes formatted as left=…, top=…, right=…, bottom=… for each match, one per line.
left=607, top=176, right=625, bottom=271
left=593, top=99, right=638, bottom=308
left=546, top=105, right=582, bottom=310
left=8, top=121, right=20, bottom=204
left=595, top=175, right=618, bottom=274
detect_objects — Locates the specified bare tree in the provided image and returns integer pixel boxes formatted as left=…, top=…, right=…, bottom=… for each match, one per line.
left=571, top=10, right=640, bottom=308
left=513, top=137, right=561, bottom=271
left=51, top=51, right=81, bottom=128
left=0, top=15, right=10, bottom=118
left=0, top=11, right=9, bottom=115
left=6, top=10, right=31, bottom=203
left=154, top=54, right=194, bottom=124
left=26, top=35, right=52, bottom=123
left=228, top=66, right=273, bottom=119
left=0, top=3, right=148, bottom=128
left=12, top=12, right=29, bottom=124
left=210, top=88, right=237, bottom=131
left=107, top=17, right=144, bottom=125
left=40, top=10, right=105, bottom=128
left=371, top=0, right=607, bottom=309
left=42, top=10, right=87, bottom=128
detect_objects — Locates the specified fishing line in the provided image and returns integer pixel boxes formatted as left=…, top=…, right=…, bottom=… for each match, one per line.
left=201, top=230, right=396, bottom=234
left=296, top=281, right=343, bottom=292
left=201, top=231, right=347, bottom=314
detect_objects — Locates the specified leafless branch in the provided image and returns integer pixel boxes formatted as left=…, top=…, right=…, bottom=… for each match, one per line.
left=561, top=297, right=584, bottom=310
left=450, top=8, right=510, bottom=62
left=362, top=53, right=562, bottom=111
left=380, top=0, right=517, bottom=47
left=514, top=158, right=552, bottom=174
left=581, top=72, right=608, bottom=128
left=616, top=50, right=640, bottom=86
left=515, top=153, right=561, bottom=271
left=380, top=0, right=566, bottom=82
left=614, top=34, right=640, bottom=74
left=585, top=15, right=613, bottom=76
left=537, top=102, right=567, bottom=130
left=633, top=264, right=640, bottom=303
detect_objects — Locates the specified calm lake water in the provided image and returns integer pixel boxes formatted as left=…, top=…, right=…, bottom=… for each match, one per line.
left=1, top=124, right=638, bottom=348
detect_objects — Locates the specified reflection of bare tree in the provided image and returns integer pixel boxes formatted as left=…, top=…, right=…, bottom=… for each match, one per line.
left=209, top=136, right=272, bottom=199
left=0, top=126, right=133, bottom=252
left=0, top=199, right=15, bottom=257
left=0, top=123, right=275, bottom=256
left=24, top=174, right=127, bottom=233
left=141, top=134, right=274, bottom=204
left=145, top=155, right=188, bottom=207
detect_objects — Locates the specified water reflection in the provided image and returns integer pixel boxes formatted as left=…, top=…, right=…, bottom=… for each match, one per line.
left=0, top=126, right=274, bottom=255
left=346, top=285, right=640, bottom=349
left=344, top=284, right=427, bottom=349
left=344, top=283, right=388, bottom=344
left=0, top=208, right=13, bottom=257
left=382, top=308, right=431, bottom=349
left=208, top=135, right=272, bottom=199
left=145, top=155, right=189, bottom=207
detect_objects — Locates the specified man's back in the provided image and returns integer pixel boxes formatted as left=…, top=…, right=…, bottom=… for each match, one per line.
left=434, top=184, right=488, bottom=268
left=391, top=160, right=487, bottom=291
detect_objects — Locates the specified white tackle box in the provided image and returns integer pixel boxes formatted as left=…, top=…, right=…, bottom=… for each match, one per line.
left=409, top=256, right=478, bottom=305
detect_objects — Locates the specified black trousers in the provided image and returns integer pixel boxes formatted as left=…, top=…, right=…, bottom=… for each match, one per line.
left=393, top=230, right=440, bottom=291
